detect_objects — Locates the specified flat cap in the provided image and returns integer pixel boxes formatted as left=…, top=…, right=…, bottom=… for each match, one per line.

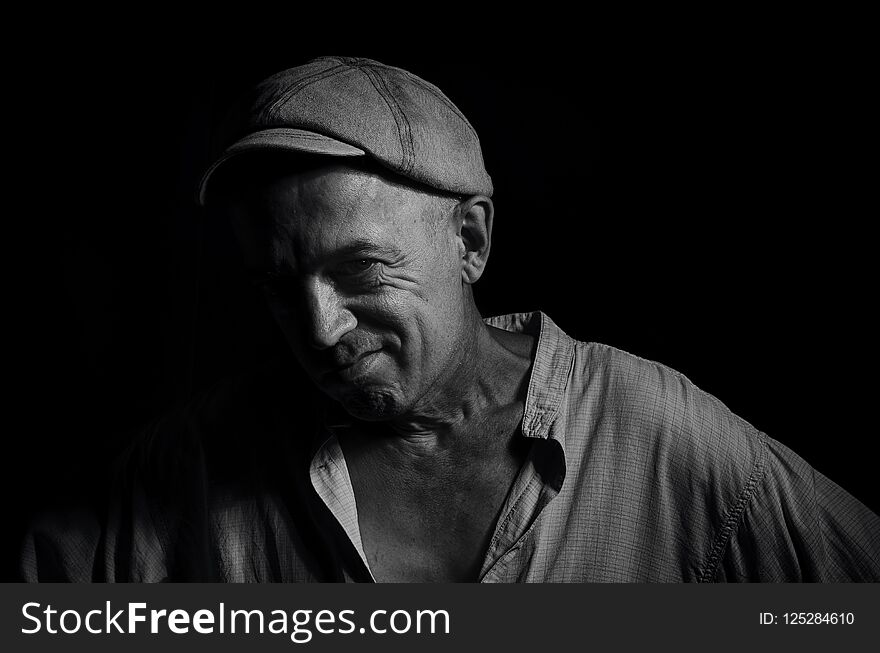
left=198, top=56, right=493, bottom=204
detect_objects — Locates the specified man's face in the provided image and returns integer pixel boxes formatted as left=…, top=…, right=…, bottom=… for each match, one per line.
left=229, top=164, right=466, bottom=421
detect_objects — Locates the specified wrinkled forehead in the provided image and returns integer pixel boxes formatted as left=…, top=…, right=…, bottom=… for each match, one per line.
left=242, top=165, right=432, bottom=230
left=227, top=162, right=448, bottom=265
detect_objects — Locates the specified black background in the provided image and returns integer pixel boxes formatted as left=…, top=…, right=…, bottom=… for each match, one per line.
left=6, top=23, right=876, bottom=580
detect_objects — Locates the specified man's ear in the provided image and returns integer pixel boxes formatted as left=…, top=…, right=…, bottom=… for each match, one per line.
left=456, top=195, right=494, bottom=284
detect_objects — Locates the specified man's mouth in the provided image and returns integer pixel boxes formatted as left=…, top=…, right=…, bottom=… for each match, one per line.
left=321, top=350, right=381, bottom=379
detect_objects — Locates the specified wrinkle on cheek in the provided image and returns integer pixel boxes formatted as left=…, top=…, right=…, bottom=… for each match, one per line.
left=371, top=293, right=409, bottom=321
left=377, top=269, right=436, bottom=305
left=378, top=266, right=420, bottom=287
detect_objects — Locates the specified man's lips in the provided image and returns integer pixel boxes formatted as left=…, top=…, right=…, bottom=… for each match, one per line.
left=320, top=350, right=381, bottom=377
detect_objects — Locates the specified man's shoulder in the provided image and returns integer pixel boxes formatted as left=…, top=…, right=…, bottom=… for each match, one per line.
left=564, top=338, right=767, bottom=491
left=499, top=311, right=767, bottom=482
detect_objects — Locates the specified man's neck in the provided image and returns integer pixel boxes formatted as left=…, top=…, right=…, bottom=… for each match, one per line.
left=374, top=314, right=535, bottom=450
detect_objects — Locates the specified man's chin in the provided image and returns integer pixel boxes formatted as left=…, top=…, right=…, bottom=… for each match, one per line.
left=335, top=388, right=404, bottom=422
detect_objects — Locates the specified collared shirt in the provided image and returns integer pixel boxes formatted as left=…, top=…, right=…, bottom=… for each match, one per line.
left=22, top=312, right=880, bottom=582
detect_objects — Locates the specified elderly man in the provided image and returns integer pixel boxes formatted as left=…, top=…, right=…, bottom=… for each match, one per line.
left=23, top=56, right=879, bottom=582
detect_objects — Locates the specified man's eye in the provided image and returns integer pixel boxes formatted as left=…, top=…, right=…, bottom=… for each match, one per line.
left=337, top=259, right=379, bottom=276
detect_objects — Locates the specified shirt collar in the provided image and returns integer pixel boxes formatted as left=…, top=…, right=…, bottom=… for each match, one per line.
left=483, top=311, right=575, bottom=444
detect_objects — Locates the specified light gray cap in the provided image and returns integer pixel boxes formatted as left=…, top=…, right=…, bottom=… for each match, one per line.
left=198, top=56, right=493, bottom=205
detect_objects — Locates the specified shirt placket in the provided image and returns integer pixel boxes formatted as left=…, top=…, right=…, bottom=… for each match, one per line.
left=478, top=436, right=564, bottom=582
left=309, top=429, right=377, bottom=582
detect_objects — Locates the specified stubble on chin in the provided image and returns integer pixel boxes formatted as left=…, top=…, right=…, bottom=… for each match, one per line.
left=338, top=387, right=402, bottom=422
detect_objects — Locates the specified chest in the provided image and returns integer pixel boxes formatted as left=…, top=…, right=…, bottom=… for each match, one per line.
left=343, top=436, right=529, bottom=582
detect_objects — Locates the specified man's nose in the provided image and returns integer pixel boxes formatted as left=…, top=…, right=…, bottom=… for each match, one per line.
left=301, top=277, right=357, bottom=349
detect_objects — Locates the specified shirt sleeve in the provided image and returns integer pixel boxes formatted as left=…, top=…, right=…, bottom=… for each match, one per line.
left=712, top=435, right=880, bottom=581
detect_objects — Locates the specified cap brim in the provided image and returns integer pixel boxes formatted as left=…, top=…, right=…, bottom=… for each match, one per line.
left=197, top=127, right=366, bottom=206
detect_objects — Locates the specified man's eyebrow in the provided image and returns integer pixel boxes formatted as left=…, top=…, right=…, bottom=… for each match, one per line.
left=329, top=239, right=402, bottom=260
left=244, top=240, right=402, bottom=281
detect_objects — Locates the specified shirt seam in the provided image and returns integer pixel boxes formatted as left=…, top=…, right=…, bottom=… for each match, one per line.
left=480, top=507, right=545, bottom=582
left=484, top=468, right=541, bottom=557
left=810, top=465, right=830, bottom=581
left=697, top=431, right=768, bottom=582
